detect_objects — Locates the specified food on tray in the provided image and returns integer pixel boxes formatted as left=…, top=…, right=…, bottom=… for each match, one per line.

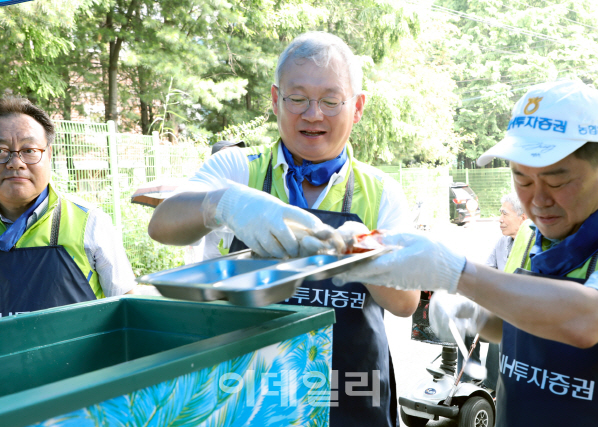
left=286, top=220, right=384, bottom=257
left=345, top=230, right=385, bottom=254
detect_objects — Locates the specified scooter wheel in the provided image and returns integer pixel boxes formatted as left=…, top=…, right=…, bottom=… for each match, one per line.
left=458, top=396, right=494, bottom=427
left=400, top=407, right=428, bottom=427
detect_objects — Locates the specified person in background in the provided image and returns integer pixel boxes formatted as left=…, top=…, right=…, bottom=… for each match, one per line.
left=0, top=96, right=137, bottom=317
left=334, top=80, right=598, bottom=426
left=458, top=192, right=528, bottom=395
left=148, top=31, right=419, bottom=427
left=183, top=140, right=246, bottom=264
left=487, top=192, right=528, bottom=270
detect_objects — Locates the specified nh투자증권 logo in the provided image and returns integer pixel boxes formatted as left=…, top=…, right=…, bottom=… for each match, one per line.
left=524, top=97, right=543, bottom=115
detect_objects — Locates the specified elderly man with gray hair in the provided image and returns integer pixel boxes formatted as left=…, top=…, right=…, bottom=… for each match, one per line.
left=150, top=31, right=419, bottom=426
left=486, top=192, right=528, bottom=271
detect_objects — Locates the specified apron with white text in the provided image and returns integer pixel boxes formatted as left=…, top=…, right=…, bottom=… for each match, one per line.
left=497, top=251, right=598, bottom=426
left=229, top=160, right=399, bottom=427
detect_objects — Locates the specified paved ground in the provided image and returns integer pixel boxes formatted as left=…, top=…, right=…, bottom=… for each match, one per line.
left=385, top=219, right=502, bottom=426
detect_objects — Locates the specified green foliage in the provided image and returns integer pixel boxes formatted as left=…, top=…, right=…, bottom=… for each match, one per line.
left=440, top=0, right=598, bottom=163
left=213, top=112, right=271, bottom=146
left=7, top=0, right=597, bottom=168
left=128, top=235, right=185, bottom=277
left=352, top=11, right=463, bottom=165
left=0, top=0, right=87, bottom=99
left=120, top=202, right=184, bottom=276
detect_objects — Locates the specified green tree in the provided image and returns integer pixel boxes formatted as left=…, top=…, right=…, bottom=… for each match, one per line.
left=352, top=9, right=463, bottom=165
left=437, top=0, right=598, bottom=166
left=0, top=0, right=94, bottom=100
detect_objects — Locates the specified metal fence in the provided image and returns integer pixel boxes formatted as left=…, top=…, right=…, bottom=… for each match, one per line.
left=377, top=165, right=451, bottom=227
left=372, top=166, right=515, bottom=221
left=52, top=120, right=210, bottom=275
left=449, top=168, right=514, bottom=218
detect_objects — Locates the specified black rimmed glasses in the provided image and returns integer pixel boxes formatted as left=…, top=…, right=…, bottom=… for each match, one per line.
left=0, top=146, right=48, bottom=165
left=275, top=85, right=357, bottom=117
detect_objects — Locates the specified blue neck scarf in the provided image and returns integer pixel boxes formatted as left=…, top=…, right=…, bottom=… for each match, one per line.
left=529, top=209, right=598, bottom=276
left=0, top=186, right=49, bottom=252
left=281, top=142, right=348, bottom=208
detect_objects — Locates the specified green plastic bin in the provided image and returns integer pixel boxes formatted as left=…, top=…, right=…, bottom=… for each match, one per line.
left=0, top=296, right=335, bottom=427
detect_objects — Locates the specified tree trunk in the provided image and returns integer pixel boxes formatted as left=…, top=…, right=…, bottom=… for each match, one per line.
left=149, top=102, right=154, bottom=127
left=107, top=38, right=119, bottom=126
left=63, top=91, right=72, bottom=121
left=62, top=68, right=72, bottom=121
left=138, top=67, right=150, bottom=135
left=246, top=92, right=251, bottom=110
left=167, top=112, right=176, bottom=143
left=102, top=53, right=109, bottom=122
left=104, top=1, right=139, bottom=127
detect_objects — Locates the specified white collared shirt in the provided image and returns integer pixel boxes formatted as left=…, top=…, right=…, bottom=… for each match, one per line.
left=0, top=196, right=136, bottom=297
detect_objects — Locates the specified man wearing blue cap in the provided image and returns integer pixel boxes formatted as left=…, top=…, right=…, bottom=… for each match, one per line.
left=149, top=32, right=420, bottom=426
left=335, top=80, right=598, bottom=426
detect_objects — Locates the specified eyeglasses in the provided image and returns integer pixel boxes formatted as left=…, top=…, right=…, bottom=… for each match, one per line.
left=0, top=147, right=47, bottom=165
left=275, top=86, right=357, bottom=117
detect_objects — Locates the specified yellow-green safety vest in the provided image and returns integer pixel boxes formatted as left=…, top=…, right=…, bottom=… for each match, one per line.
left=0, top=183, right=103, bottom=298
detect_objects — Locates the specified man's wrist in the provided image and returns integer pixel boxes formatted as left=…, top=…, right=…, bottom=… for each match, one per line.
left=457, top=258, right=478, bottom=301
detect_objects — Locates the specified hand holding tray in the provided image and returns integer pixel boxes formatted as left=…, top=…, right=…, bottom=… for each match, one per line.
left=137, top=247, right=387, bottom=307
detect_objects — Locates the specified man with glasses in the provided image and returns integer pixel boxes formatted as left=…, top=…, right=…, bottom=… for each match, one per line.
left=0, top=96, right=136, bottom=317
left=149, top=31, right=419, bottom=426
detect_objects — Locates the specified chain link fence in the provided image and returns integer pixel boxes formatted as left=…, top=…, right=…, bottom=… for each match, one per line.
left=377, top=165, right=451, bottom=228
left=449, top=168, right=514, bottom=218
left=52, top=120, right=210, bottom=275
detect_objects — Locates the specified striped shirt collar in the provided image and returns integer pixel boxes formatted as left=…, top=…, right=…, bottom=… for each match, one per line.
left=0, top=194, right=50, bottom=230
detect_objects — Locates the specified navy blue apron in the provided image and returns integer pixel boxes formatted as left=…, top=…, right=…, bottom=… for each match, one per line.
left=229, top=159, right=399, bottom=427
left=0, top=196, right=97, bottom=316
left=496, top=242, right=598, bottom=426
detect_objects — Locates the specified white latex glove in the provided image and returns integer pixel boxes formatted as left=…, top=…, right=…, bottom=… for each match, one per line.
left=331, top=232, right=466, bottom=293
left=294, top=221, right=368, bottom=257
left=336, top=221, right=370, bottom=244
left=209, top=183, right=332, bottom=258
left=429, top=291, right=489, bottom=343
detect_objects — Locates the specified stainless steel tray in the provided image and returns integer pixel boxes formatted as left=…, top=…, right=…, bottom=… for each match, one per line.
left=137, top=248, right=386, bottom=307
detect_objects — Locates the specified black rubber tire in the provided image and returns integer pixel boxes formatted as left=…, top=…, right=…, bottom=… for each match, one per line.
left=458, top=396, right=494, bottom=427
left=400, top=407, right=429, bottom=427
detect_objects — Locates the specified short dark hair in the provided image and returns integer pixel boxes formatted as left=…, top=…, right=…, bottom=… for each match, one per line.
left=0, top=96, right=55, bottom=146
left=572, top=142, right=598, bottom=167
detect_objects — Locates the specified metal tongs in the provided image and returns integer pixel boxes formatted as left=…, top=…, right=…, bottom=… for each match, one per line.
left=444, top=319, right=487, bottom=406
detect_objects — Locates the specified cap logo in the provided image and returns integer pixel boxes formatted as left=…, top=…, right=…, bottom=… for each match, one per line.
left=523, top=97, right=543, bottom=115
left=514, top=141, right=556, bottom=159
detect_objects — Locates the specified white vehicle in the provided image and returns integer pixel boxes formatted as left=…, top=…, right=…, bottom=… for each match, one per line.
left=399, top=334, right=495, bottom=427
